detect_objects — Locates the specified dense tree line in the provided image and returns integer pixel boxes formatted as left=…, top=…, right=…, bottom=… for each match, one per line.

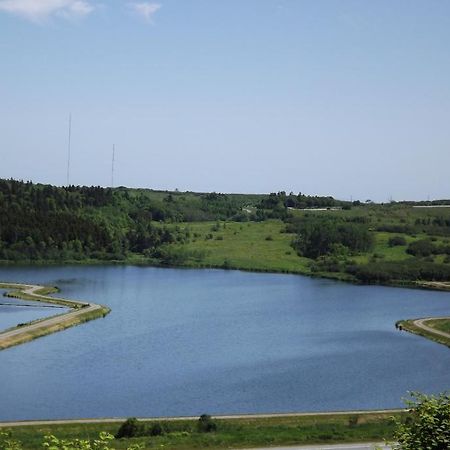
left=0, top=179, right=351, bottom=262
left=347, top=260, right=450, bottom=283
left=258, top=191, right=348, bottom=212
left=288, top=216, right=374, bottom=259
left=255, top=191, right=351, bottom=221
left=0, top=179, right=181, bottom=261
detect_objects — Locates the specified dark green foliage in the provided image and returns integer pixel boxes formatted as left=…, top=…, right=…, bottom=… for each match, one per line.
left=393, top=392, right=450, bottom=450
left=377, top=224, right=415, bottom=234
left=377, top=214, right=450, bottom=237
left=114, top=416, right=218, bottom=440
left=290, top=217, right=374, bottom=259
left=348, top=415, right=359, bottom=427
left=388, top=236, right=407, bottom=247
left=407, top=239, right=435, bottom=257
left=257, top=191, right=349, bottom=220
left=115, top=418, right=143, bottom=439
left=149, top=422, right=164, bottom=436
left=310, top=256, right=344, bottom=273
left=197, top=414, right=217, bottom=433
left=0, top=179, right=180, bottom=261
left=406, top=239, right=450, bottom=257
left=0, top=179, right=266, bottom=262
left=347, top=260, right=450, bottom=283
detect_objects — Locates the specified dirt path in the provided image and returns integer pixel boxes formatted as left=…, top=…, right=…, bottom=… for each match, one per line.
left=412, top=317, right=450, bottom=340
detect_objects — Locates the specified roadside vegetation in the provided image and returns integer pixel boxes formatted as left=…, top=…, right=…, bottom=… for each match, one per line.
left=0, top=411, right=401, bottom=449
left=2, top=393, right=448, bottom=449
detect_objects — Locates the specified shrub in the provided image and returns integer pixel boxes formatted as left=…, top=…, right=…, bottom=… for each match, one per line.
left=197, top=414, right=217, bottom=433
left=407, top=239, right=435, bottom=257
left=388, top=236, right=407, bottom=247
left=115, top=418, right=143, bottom=439
left=393, top=392, right=450, bottom=450
left=149, top=422, right=164, bottom=436
left=348, top=415, right=359, bottom=427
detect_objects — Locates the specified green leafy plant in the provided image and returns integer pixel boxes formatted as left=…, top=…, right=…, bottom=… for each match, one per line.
left=0, top=431, right=22, bottom=450
left=393, top=392, right=450, bottom=450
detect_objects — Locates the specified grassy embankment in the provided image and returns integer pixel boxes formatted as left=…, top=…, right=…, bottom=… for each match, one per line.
left=0, top=283, right=110, bottom=350
left=397, top=317, right=450, bottom=348
left=1, top=412, right=402, bottom=449
left=394, top=281, right=450, bottom=348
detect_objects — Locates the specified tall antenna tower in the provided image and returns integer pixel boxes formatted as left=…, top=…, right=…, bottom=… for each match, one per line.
left=66, top=113, right=72, bottom=186
left=111, top=144, right=115, bottom=188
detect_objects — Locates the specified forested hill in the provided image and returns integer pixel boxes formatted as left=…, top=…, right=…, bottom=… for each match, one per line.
left=0, top=178, right=344, bottom=262
left=2, top=179, right=450, bottom=286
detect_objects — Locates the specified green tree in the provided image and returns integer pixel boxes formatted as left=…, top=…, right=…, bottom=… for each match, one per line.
left=197, top=414, right=217, bottom=433
left=407, top=239, right=436, bottom=257
left=115, top=418, right=143, bottom=439
left=393, top=392, right=450, bottom=450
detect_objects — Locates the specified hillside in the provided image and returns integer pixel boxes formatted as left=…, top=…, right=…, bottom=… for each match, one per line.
left=1, top=178, right=450, bottom=285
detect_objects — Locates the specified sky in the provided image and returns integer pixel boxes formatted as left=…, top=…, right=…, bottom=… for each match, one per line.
left=0, top=0, right=449, bottom=201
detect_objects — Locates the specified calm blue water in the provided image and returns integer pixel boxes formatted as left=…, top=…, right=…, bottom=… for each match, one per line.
left=0, top=265, right=449, bottom=421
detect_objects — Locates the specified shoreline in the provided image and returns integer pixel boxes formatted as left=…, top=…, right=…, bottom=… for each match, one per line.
left=0, top=260, right=450, bottom=351
left=0, top=265, right=449, bottom=350
left=0, top=283, right=110, bottom=351
left=397, top=316, right=450, bottom=348
left=0, top=408, right=405, bottom=428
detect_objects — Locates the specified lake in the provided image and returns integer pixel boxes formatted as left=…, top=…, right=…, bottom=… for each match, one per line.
left=0, top=265, right=449, bottom=421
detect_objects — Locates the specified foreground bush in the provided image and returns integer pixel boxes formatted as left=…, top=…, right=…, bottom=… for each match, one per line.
left=0, top=431, right=143, bottom=450
left=393, top=392, right=450, bottom=450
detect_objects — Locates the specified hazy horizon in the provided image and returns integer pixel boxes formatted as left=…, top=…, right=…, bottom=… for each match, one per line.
left=1, top=1, right=449, bottom=202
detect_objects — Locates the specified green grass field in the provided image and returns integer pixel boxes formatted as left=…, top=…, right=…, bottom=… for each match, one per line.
left=2, top=412, right=402, bottom=449
left=165, top=216, right=449, bottom=283
left=170, top=220, right=312, bottom=274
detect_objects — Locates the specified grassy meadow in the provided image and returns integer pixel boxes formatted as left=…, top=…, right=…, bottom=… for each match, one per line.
left=161, top=204, right=450, bottom=285
left=169, top=220, right=312, bottom=274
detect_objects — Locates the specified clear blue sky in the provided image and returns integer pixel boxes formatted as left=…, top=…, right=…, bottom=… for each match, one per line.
left=1, top=0, right=449, bottom=201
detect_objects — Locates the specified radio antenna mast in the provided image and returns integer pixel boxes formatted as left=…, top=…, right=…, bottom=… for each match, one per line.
left=111, top=144, right=115, bottom=188
left=66, top=113, right=72, bottom=186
